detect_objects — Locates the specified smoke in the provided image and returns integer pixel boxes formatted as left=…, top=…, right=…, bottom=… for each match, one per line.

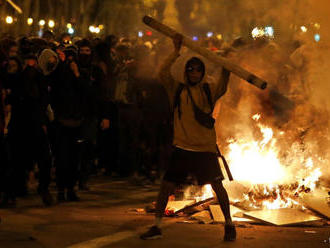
left=207, top=0, right=330, bottom=182
left=140, top=0, right=330, bottom=182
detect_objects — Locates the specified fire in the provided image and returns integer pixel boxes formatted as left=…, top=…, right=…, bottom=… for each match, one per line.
left=176, top=114, right=322, bottom=210
left=224, top=113, right=323, bottom=209
left=184, top=184, right=214, bottom=202
left=227, top=114, right=285, bottom=184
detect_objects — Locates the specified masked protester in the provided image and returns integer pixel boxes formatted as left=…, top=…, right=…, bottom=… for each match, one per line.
left=44, top=47, right=88, bottom=203
left=140, top=34, right=236, bottom=242
left=76, top=39, right=111, bottom=190
left=2, top=54, right=54, bottom=207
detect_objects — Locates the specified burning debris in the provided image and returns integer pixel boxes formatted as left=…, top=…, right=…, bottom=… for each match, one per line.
left=138, top=113, right=329, bottom=226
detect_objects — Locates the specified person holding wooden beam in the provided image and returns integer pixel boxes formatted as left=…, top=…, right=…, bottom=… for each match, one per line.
left=140, top=34, right=236, bottom=242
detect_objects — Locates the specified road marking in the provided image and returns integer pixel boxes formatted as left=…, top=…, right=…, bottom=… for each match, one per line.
left=66, top=219, right=178, bottom=248
left=67, top=231, right=134, bottom=248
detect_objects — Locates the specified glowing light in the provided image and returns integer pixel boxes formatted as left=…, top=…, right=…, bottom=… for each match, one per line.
left=192, top=36, right=198, bottom=41
left=225, top=113, right=323, bottom=210
left=98, top=25, right=104, bottom=30
left=251, top=27, right=264, bottom=39
left=48, top=20, right=55, bottom=28
left=227, top=114, right=285, bottom=184
left=314, top=23, right=320, bottom=29
left=300, top=26, right=307, bottom=32
left=27, top=18, right=33, bottom=26
left=39, top=19, right=45, bottom=26
left=183, top=184, right=214, bottom=202
left=67, top=23, right=72, bottom=29
left=94, top=27, right=100, bottom=34
left=252, top=113, right=261, bottom=121
left=314, top=34, right=320, bottom=42
left=264, top=26, right=274, bottom=38
left=206, top=32, right=213, bottom=37
left=216, top=34, right=222, bottom=40
left=89, top=25, right=95, bottom=33
left=138, top=31, right=143, bottom=37
left=146, top=30, right=152, bottom=36
left=5, top=16, right=13, bottom=24
left=68, top=28, right=75, bottom=35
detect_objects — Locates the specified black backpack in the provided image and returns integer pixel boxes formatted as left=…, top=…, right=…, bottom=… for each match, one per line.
left=173, top=83, right=215, bottom=129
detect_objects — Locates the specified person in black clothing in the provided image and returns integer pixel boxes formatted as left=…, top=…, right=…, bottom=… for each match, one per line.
left=44, top=47, right=88, bottom=202
left=76, top=39, right=111, bottom=189
left=0, top=68, right=11, bottom=208
left=93, top=40, right=119, bottom=176
left=4, top=54, right=54, bottom=207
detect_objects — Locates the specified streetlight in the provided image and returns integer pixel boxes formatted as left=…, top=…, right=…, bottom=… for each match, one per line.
left=206, top=32, right=213, bottom=38
left=39, top=19, right=45, bottom=26
left=27, top=18, right=33, bottom=25
left=48, top=20, right=55, bottom=28
left=89, top=25, right=95, bottom=33
left=300, top=26, right=307, bottom=32
left=68, top=27, right=75, bottom=35
left=5, top=16, right=13, bottom=24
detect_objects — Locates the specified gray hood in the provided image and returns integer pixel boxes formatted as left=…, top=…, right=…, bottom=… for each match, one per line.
left=38, top=49, right=59, bottom=76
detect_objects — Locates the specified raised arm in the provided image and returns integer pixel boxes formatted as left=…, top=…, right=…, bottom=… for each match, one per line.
left=158, top=34, right=183, bottom=94
left=212, top=67, right=231, bottom=101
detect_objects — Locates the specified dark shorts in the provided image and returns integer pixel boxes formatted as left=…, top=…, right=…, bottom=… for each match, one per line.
left=163, top=147, right=224, bottom=185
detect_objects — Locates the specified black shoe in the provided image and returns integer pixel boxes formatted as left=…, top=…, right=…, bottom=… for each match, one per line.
left=224, top=224, right=236, bottom=242
left=40, top=191, right=54, bottom=206
left=140, top=225, right=162, bottom=240
left=57, top=192, right=66, bottom=203
left=67, top=191, right=80, bottom=202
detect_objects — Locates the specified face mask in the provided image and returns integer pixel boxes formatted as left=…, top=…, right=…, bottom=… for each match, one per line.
left=46, top=62, right=56, bottom=72
left=78, top=54, right=92, bottom=67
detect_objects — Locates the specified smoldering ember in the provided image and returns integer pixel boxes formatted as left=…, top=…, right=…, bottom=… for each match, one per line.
left=0, top=0, right=330, bottom=248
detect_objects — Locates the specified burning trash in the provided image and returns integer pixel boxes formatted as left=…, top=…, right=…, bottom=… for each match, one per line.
left=139, top=112, right=329, bottom=226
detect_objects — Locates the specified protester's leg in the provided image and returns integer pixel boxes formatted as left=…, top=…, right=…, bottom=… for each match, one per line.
left=35, top=127, right=53, bottom=206
left=67, top=129, right=81, bottom=201
left=79, top=141, right=94, bottom=190
left=140, top=180, right=176, bottom=239
left=54, top=125, right=69, bottom=202
left=155, top=180, right=176, bottom=225
left=211, top=179, right=236, bottom=241
left=211, top=180, right=232, bottom=224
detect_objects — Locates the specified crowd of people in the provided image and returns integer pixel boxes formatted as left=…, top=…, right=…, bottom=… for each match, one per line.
left=0, top=30, right=174, bottom=207
left=0, top=27, right=312, bottom=213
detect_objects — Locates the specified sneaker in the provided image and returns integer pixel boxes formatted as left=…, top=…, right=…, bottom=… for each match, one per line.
left=224, top=224, right=236, bottom=242
left=140, top=225, right=162, bottom=240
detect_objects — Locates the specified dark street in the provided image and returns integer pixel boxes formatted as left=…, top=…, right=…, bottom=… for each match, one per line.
left=0, top=177, right=329, bottom=248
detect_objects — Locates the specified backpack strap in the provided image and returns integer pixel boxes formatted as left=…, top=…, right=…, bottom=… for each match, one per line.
left=173, top=83, right=185, bottom=119
left=173, top=83, right=213, bottom=118
left=202, top=83, right=214, bottom=112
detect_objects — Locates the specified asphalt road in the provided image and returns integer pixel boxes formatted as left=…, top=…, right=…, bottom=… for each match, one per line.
left=0, top=176, right=329, bottom=248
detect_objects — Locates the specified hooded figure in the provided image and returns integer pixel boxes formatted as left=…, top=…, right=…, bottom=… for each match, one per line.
left=140, top=35, right=235, bottom=242
left=159, top=54, right=228, bottom=153
left=38, top=49, right=58, bottom=76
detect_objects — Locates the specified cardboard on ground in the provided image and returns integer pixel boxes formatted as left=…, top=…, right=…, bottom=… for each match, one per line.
left=209, top=204, right=253, bottom=223
left=301, top=189, right=330, bottom=219
left=242, top=208, right=321, bottom=226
